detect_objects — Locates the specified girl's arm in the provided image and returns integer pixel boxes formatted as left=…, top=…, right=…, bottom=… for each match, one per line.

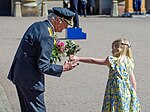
left=70, top=55, right=110, bottom=65
left=129, top=71, right=137, bottom=92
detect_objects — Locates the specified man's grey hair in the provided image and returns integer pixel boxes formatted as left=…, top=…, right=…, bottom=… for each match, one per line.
left=48, top=13, right=59, bottom=20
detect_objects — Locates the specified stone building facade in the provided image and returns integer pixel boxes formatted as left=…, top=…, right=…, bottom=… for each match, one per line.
left=0, top=0, right=12, bottom=16
left=0, top=0, right=150, bottom=16
left=0, top=0, right=41, bottom=16
left=96, top=0, right=150, bottom=15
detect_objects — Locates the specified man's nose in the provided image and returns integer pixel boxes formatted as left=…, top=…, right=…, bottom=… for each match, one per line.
left=65, top=24, right=68, bottom=28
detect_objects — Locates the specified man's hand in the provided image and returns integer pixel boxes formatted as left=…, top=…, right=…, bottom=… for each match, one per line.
left=63, top=60, right=79, bottom=72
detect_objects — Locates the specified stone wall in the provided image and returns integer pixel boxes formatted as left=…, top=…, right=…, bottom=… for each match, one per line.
left=99, top=0, right=112, bottom=15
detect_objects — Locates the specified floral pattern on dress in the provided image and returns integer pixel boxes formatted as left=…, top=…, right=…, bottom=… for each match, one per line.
left=102, top=56, right=140, bottom=112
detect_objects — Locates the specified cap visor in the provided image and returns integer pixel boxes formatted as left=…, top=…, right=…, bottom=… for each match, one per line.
left=64, top=19, right=72, bottom=26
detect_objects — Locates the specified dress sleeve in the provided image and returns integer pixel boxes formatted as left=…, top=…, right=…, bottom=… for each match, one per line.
left=127, top=58, right=134, bottom=73
left=108, top=56, right=118, bottom=65
left=108, top=56, right=117, bottom=70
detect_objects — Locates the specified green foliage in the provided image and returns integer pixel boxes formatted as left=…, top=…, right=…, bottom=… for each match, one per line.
left=65, top=40, right=81, bottom=57
left=50, top=44, right=64, bottom=63
left=50, top=40, right=81, bottom=64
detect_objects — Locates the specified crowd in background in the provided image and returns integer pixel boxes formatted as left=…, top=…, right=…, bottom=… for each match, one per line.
left=63, top=0, right=95, bottom=16
left=63, top=0, right=95, bottom=28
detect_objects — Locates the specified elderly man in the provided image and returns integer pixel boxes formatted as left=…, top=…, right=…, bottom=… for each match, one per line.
left=8, top=7, right=78, bottom=112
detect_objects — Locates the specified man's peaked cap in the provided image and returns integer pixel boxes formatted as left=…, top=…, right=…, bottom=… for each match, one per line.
left=52, top=7, right=75, bottom=26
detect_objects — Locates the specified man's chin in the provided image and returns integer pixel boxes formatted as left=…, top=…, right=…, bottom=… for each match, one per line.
left=56, top=29, right=63, bottom=32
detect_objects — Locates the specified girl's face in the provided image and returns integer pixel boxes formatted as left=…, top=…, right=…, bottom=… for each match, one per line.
left=112, top=42, right=121, bottom=57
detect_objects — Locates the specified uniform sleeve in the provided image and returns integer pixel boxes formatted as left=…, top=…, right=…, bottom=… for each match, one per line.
left=37, top=34, right=63, bottom=77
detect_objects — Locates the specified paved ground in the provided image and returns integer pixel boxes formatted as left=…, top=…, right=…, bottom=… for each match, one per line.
left=0, top=2, right=150, bottom=112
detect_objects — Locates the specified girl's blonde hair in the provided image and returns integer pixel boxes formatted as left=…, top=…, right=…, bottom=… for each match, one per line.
left=112, top=38, right=133, bottom=60
left=112, top=38, right=134, bottom=72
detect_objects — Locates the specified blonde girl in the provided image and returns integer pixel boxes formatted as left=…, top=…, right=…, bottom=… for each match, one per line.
left=70, top=38, right=141, bottom=112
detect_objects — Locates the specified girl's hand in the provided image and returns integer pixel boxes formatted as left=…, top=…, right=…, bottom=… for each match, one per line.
left=69, top=55, right=79, bottom=61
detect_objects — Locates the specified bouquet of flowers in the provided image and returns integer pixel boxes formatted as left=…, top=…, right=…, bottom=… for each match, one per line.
left=65, top=40, right=81, bottom=57
left=50, top=41, right=65, bottom=63
left=50, top=40, right=81, bottom=64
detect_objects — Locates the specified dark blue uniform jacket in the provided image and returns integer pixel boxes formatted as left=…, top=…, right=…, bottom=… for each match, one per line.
left=8, top=20, right=63, bottom=91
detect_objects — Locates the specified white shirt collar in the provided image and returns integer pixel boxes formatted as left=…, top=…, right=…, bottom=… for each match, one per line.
left=47, top=19, right=55, bottom=33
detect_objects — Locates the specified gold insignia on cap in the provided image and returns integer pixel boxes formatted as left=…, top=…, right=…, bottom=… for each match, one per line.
left=62, top=17, right=73, bottom=26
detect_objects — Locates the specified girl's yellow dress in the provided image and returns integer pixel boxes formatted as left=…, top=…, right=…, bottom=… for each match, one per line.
left=102, top=56, right=140, bottom=112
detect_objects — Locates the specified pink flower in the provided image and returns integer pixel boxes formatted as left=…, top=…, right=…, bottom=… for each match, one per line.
left=60, top=48, right=65, bottom=53
left=56, top=42, right=64, bottom=47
